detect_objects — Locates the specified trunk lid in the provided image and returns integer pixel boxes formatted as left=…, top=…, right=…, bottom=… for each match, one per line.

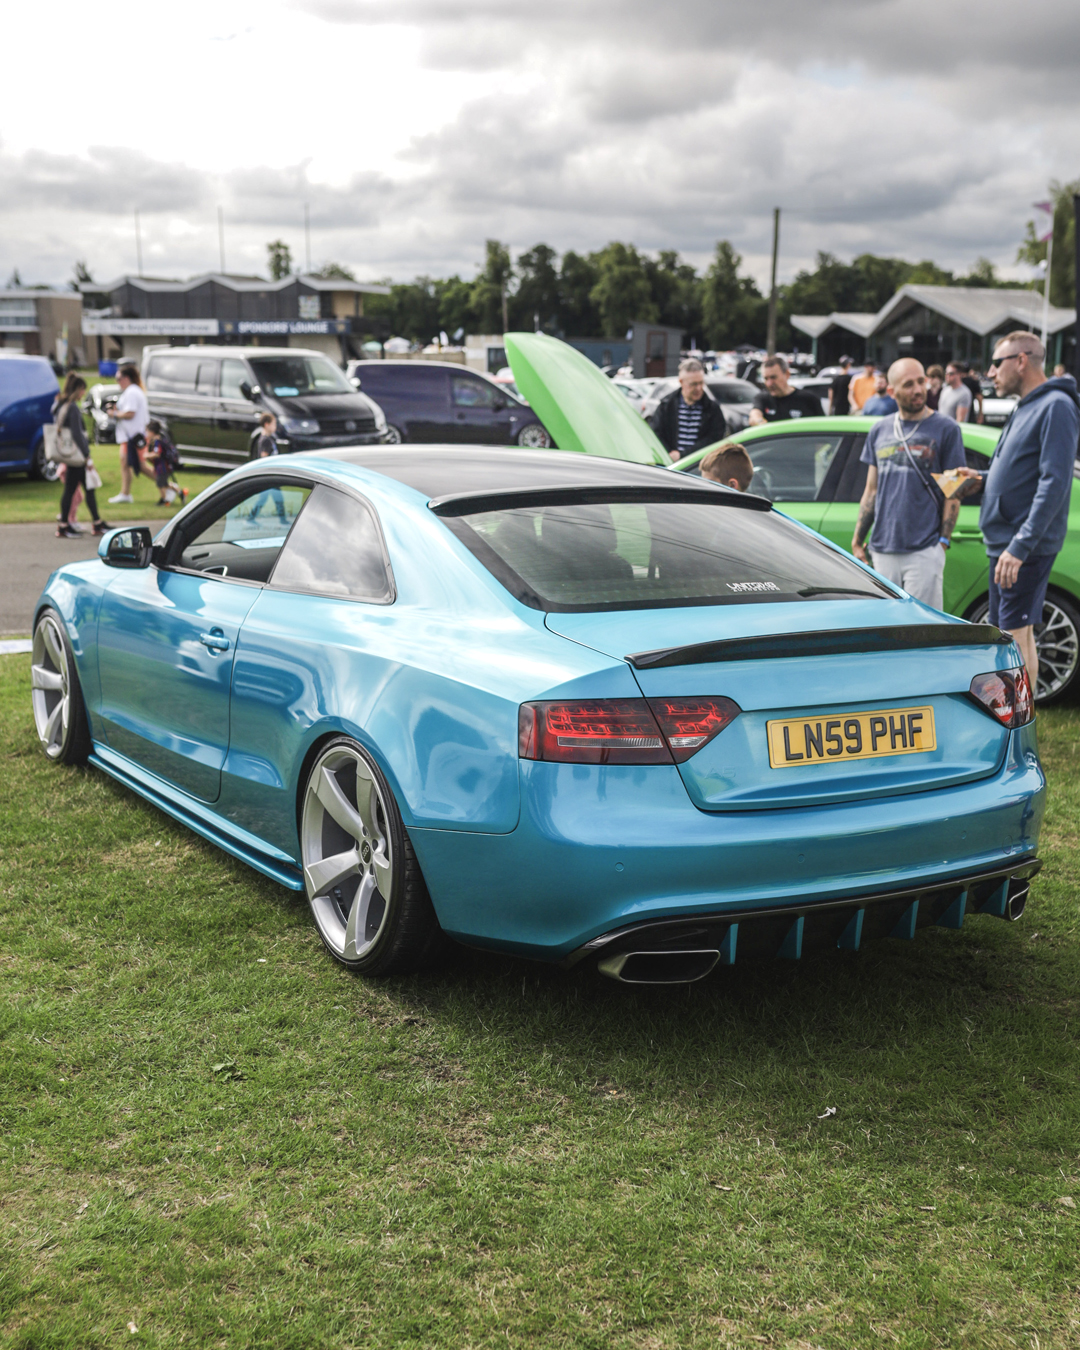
left=546, top=602, right=1015, bottom=810
left=504, top=331, right=671, bottom=466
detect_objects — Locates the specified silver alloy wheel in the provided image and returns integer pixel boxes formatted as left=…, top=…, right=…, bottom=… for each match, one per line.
left=382, top=425, right=403, bottom=444
left=517, top=423, right=551, bottom=448
left=968, top=595, right=1080, bottom=701
left=301, top=743, right=395, bottom=962
left=31, top=614, right=71, bottom=759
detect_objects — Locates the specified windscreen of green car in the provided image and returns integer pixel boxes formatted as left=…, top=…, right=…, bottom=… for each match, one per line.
left=446, top=500, right=894, bottom=612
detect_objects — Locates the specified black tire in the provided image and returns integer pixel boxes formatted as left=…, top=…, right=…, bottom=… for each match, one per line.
left=383, top=425, right=404, bottom=445
left=31, top=609, right=92, bottom=764
left=299, top=736, right=445, bottom=974
left=28, top=438, right=59, bottom=482
left=965, top=587, right=1080, bottom=704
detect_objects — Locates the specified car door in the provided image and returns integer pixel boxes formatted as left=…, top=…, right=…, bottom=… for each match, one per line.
left=95, top=477, right=312, bottom=802
left=145, top=354, right=215, bottom=460
left=738, top=431, right=850, bottom=533
left=818, top=434, right=988, bottom=615
left=449, top=372, right=513, bottom=443
left=216, top=357, right=260, bottom=463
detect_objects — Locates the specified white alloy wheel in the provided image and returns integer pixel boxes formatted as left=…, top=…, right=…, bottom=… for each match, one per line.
left=32, top=614, right=73, bottom=759
left=302, top=742, right=396, bottom=963
left=382, top=425, right=404, bottom=444
left=517, top=423, right=552, bottom=448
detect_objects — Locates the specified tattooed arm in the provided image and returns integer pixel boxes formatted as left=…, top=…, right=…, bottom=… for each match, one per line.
left=851, top=464, right=877, bottom=563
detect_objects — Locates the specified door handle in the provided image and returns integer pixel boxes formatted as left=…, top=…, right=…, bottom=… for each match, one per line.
left=456, top=412, right=467, bottom=420
left=199, top=629, right=230, bottom=653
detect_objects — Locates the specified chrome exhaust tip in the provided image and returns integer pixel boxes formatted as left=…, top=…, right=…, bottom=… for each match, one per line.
left=1005, top=880, right=1030, bottom=921
left=597, top=949, right=720, bottom=984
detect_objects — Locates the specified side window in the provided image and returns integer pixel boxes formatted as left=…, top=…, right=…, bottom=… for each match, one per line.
left=195, top=361, right=219, bottom=397
left=145, top=356, right=199, bottom=393
left=270, top=485, right=393, bottom=602
left=744, top=434, right=846, bottom=502
left=452, top=375, right=498, bottom=409
left=176, top=482, right=311, bottom=583
left=221, top=359, right=250, bottom=401
left=832, top=435, right=871, bottom=503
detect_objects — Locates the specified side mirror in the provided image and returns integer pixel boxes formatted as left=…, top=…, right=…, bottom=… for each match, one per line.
left=492, top=392, right=507, bottom=410
left=239, top=381, right=254, bottom=401
left=100, top=526, right=154, bottom=569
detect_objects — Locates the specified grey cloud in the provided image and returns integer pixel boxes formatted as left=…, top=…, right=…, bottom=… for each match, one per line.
left=0, top=144, right=209, bottom=215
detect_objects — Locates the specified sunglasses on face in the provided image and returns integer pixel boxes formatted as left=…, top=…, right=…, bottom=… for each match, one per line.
left=988, top=352, right=1033, bottom=369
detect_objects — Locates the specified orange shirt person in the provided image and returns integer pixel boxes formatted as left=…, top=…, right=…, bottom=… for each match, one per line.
left=848, top=359, right=879, bottom=414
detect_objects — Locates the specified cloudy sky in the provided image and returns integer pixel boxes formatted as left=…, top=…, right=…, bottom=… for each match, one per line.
left=3, top=0, right=1077, bottom=291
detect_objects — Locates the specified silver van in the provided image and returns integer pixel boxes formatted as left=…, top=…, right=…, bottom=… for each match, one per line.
left=142, top=345, right=387, bottom=470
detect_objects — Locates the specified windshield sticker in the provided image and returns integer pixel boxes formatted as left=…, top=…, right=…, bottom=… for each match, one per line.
left=273, top=386, right=300, bottom=396
left=726, top=581, right=781, bottom=593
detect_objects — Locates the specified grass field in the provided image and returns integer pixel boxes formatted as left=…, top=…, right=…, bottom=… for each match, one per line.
left=2, top=652, right=1079, bottom=1349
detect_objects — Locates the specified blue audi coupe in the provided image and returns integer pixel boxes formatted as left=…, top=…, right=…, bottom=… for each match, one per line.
left=31, top=439, right=1044, bottom=983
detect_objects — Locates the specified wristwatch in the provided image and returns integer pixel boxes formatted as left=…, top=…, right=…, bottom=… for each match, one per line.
left=939, top=536, right=951, bottom=550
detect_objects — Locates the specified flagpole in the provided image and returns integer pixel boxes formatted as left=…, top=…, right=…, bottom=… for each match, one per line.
left=1041, top=228, right=1053, bottom=351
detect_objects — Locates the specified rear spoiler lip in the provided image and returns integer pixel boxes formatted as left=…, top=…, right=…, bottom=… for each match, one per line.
left=627, top=623, right=1014, bottom=670
left=427, top=482, right=773, bottom=517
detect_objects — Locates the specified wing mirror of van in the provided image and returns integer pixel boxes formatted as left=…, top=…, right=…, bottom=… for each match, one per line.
left=100, top=526, right=154, bottom=569
left=492, top=392, right=507, bottom=410
left=239, top=381, right=254, bottom=401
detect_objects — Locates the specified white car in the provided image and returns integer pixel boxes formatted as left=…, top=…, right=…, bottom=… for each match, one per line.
left=639, top=376, right=759, bottom=433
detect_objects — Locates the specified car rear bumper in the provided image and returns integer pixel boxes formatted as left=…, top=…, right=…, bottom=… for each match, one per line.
left=411, top=721, right=1045, bottom=960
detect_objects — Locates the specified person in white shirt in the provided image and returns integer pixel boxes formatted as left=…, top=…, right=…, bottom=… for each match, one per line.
left=108, top=364, right=150, bottom=503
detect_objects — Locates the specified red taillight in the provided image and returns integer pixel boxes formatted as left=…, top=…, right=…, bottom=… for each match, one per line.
left=647, top=696, right=741, bottom=763
left=969, top=667, right=1035, bottom=727
left=519, top=697, right=740, bottom=764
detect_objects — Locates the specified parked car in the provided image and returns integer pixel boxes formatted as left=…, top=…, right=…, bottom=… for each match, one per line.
left=84, top=382, right=120, bottom=443
left=979, top=378, right=1018, bottom=428
left=639, top=376, right=759, bottom=432
left=672, top=415, right=1080, bottom=703
left=33, top=443, right=1042, bottom=983
left=612, top=376, right=661, bottom=416
left=142, top=346, right=387, bottom=471
left=787, top=375, right=831, bottom=413
left=0, top=354, right=60, bottom=480
left=347, top=360, right=553, bottom=447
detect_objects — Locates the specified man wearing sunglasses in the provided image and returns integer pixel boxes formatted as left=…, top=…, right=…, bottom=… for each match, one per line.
left=956, top=330, right=1080, bottom=688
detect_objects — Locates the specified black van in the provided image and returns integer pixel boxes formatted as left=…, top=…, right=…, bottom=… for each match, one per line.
left=143, top=346, right=387, bottom=470
left=347, top=360, right=552, bottom=447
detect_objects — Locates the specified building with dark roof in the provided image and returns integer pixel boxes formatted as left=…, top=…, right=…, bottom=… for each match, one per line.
left=81, top=272, right=391, bottom=368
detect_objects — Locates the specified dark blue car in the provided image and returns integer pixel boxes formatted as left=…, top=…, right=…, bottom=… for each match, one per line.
left=348, top=360, right=553, bottom=448
left=0, top=355, right=60, bottom=480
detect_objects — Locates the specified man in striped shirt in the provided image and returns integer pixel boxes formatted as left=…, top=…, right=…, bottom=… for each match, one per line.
left=649, top=358, right=727, bottom=461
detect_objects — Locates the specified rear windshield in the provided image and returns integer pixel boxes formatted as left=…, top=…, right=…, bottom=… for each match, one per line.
left=445, top=499, right=892, bottom=612
left=249, top=357, right=353, bottom=397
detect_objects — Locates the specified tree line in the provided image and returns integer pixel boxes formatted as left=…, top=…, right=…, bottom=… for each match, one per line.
left=267, top=234, right=1043, bottom=352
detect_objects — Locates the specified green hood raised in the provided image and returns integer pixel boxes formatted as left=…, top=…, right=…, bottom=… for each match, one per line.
left=504, top=332, right=671, bottom=466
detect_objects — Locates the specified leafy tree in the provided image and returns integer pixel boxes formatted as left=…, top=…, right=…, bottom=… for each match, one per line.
left=701, top=241, right=766, bottom=348
left=267, top=240, right=293, bottom=281
left=557, top=251, right=600, bottom=335
left=589, top=242, right=656, bottom=336
left=512, top=243, right=560, bottom=332
left=906, top=259, right=955, bottom=286
left=1018, top=179, right=1080, bottom=309
left=645, top=250, right=703, bottom=338
left=312, top=261, right=356, bottom=281
left=472, top=240, right=513, bottom=333
left=436, top=277, right=476, bottom=340
left=70, top=259, right=94, bottom=292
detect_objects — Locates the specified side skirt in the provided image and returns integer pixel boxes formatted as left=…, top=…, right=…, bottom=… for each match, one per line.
left=89, top=744, right=305, bottom=891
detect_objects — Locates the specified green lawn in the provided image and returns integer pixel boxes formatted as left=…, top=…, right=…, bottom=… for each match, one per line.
left=2, top=652, right=1079, bottom=1349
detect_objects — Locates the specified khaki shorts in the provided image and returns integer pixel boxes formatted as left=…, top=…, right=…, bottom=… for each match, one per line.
left=870, top=543, right=946, bottom=611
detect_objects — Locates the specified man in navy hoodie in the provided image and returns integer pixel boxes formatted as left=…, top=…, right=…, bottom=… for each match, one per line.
left=958, top=330, right=1080, bottom=689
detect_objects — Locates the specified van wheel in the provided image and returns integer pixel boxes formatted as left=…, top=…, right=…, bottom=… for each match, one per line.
left=29, top=439, right=59, bottom=482
left=517, top=423, right=552, bottom=448
left=966, top=589, right=1080, bottom=703
left=383, top=425, right=404, bottom=444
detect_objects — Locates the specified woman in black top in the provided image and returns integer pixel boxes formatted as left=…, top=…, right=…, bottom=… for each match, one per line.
left=51, top=375, right=110, bottom=538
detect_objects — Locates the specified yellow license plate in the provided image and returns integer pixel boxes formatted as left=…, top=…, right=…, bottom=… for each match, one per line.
left=767, top=705, right=936, bottom=768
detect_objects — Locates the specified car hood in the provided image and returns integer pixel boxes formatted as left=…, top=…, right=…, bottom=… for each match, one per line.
left=266, top=391, right=376, bottom=420
left=505, top=331, right=671, bottom=465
